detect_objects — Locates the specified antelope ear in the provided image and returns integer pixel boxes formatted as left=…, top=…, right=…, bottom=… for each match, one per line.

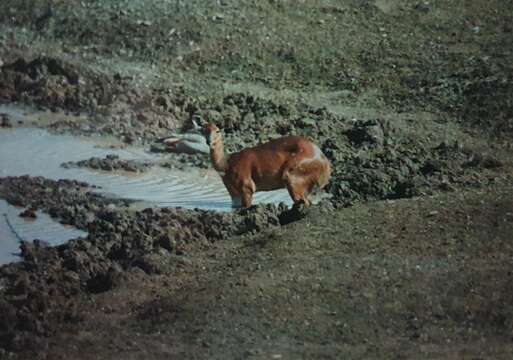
left=192, top=119, right=201, bottom=130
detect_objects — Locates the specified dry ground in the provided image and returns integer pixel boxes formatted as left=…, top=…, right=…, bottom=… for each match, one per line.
left=38, top=184, right=513, bottom=359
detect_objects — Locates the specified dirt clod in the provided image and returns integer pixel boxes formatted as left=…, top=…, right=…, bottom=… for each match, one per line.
left=1, top=0, right=512, bottom=358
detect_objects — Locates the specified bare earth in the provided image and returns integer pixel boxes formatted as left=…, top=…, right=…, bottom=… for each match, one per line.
left=1, top=0, right=513, bottom=359
left=35, top=184, right=513, bottom=359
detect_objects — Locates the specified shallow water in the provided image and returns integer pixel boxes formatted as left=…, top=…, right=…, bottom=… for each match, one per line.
left=0, top=127, right=291, bottom=209
left=0, top=199, right=88, bottom=264
left=0, top=114, right=291, bottom=263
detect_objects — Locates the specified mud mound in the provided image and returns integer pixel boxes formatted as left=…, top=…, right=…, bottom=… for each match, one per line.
left=0, top=176, right=129, bottom=228
left=461, top=70, right=513, bottom=135
left=0, top=56, right=194, bottom=143
left=0, top=56, right=119, bottom=112
left=192, top=95, right=505, bottom=206
left=158, top=154, right=210, bottom=170
left=0, top=113, right=13, bottom=127
left=327, top=123, right=505, bottom=205
left=0, top=175, right=298, bottom=353
left=61, top=154, right=153, bottom=172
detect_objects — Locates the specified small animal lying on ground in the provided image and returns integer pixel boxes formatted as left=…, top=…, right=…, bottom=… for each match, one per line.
left=162, top=121, right=209, bottom=155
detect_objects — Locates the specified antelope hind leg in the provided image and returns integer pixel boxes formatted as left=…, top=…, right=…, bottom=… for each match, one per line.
left=285, top=176, right=311, bottom=206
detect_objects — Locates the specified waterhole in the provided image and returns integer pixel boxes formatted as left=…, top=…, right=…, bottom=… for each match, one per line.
left=0, top=107, right=291, bottom=263
left=0, top=127, right=291, bottom=209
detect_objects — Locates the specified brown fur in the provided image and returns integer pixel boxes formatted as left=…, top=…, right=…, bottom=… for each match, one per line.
left=203, top=123, right=331, bottom=208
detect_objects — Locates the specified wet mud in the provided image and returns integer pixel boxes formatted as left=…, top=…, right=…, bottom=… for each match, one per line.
left=1, top=0, right=513, bottom=358
left=61, top=154, right=154, bottom=173
left=0, top=175, right=307, bottom=355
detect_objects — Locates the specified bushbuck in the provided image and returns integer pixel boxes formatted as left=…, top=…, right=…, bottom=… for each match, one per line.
left=202, top=123, right=331, bottom=208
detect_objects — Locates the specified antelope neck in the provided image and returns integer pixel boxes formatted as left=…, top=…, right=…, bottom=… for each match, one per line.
left=210, top=136, right=228, bottom=172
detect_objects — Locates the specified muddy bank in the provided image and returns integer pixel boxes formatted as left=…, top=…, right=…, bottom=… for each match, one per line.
left=0, top=57, right=507, bottom=208
left=59, top=151, right=210, bottom=173
left=0, top=55, right=187, bottom=143
left=0, top=0, right=512, bottom=358
left=0, top=176, right=298, bottom=260
left=3, top=182, right=512, bottom=359
left=61, top=154, right=153, bottom=173
left=0, top=175, right=307, bottom=355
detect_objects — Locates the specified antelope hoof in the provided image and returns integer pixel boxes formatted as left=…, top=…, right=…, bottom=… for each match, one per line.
left=231, top=197, right=243, bottom=208
left=292, top=199, right=310, bottom=210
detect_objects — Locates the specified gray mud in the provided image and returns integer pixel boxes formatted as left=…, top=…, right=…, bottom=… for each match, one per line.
left=0, top=175, right=307, bottom=354
left=0, top=0, right=512, bottom=358
left=61, top=154, right=154, bottom=173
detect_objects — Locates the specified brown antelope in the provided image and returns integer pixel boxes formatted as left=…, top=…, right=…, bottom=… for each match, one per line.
left=202, top=123, right=331, bottom=208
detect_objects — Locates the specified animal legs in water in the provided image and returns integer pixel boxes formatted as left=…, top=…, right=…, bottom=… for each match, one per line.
left=231, top=197, right=242, bottom=208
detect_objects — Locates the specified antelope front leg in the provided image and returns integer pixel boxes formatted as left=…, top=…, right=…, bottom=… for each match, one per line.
left=239, top=179, right=256, bottom=208
left=223, top=178, right=243, bottom=208
left=231, top=197, right=243, bottom=208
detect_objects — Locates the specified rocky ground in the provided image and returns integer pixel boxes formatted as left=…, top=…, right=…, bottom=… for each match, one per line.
left=0, top=0, right=512, bottom=359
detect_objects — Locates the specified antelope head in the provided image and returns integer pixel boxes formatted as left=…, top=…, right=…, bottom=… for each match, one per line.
left=202, top=123, right=222, bottom=148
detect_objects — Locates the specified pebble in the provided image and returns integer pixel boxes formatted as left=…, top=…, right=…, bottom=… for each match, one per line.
left=1, top=113, right=12, bottom=128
